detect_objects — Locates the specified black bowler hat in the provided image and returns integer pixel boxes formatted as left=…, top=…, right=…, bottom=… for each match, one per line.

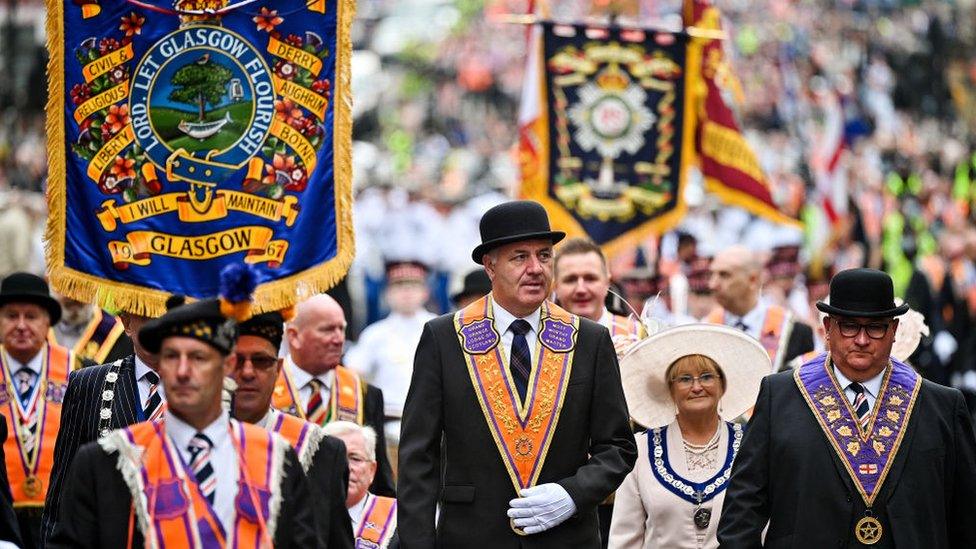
left=139, top=299, right=238, bottom=355
left=816, top=268, right=909, bottom=318
left=238, top=311, right=286, bottom=351
left=451, top=269, right=492, bottom=304
left=471, top=200, right=565, bottom=263
left=0, top=272, right=61, bottom=324
left=139, top=263, right=257, bottom=355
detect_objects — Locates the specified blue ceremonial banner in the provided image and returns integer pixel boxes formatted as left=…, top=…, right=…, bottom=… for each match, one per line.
left=519, top=23, right=694, bottom=257
left=45, top=0, right=354, bottom=316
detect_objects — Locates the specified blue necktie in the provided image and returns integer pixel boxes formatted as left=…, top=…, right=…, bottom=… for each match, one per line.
left=509, top=320, right=532, bottom=402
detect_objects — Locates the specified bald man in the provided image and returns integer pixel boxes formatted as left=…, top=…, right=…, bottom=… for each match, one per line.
left=273, top=294, right=396, bottom=497
left=705, top=246, right=814, bottom=371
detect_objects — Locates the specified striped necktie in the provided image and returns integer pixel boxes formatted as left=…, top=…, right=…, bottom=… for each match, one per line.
left=15, top=368, right=38, bottom=461
left=305, top=378, right=327, bottom=425
left=143, top=371, right=164, bottom=422
left=187, top=433, right=216, bottom=505
left=849, top=382, right=872, bottom=432
left=509, top=319, right=532, bottom=402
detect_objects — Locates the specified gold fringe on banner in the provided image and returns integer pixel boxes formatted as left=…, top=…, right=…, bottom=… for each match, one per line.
left=44, top=0, right=357, bottom=317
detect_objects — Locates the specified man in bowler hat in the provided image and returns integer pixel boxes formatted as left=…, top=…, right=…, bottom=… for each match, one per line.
left=0, top=273, right=75, bottom=549
left=398, top=200, right=636, bottom=548
left=718, top=268, right=976, bottom=548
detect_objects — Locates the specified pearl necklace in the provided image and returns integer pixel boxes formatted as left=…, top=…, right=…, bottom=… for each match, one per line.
left=682, top=426, right=721, bottom=473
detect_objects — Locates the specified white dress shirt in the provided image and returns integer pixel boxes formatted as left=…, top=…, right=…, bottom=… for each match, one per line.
left=166, top=410, right=239, bottom=532
left=286, top=357, right=336, bottom=410
left=722, top=300, right=769, bottom=341
left=491, top=298, right=541, bottom=371
left=345, top=309, right=436, bottom=418
left=134, top=355, right=165, bottom=411
left=2, top=347, right=43, bottom=402
left=597, top=308, right=615, bottom=331
left=833, top=365, right=885, bottom=412
left=348, top=492, right=369, bottom=534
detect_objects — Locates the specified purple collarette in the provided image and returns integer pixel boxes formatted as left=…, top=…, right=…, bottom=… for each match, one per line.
left=794, top=354, right=920, bottom=505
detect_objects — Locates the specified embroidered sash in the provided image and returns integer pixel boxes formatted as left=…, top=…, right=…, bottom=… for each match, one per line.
left=704, top=305, right=791, bottom=370
left=268, top=408, right=323, bottom=473
left=794, top=355, right=920, bottom=506
left=101, top=419, right=285, bottom=549
left=355, top=493, right=397, bottom=549
left=0, top=343, right=72, bottom=505
left=272, top=364, right=364, bottom=425
left=455, top=296, right=577, bottom=492
left=50, top=308, right=126, bottom=364
left=649, top=422, right=742, bottom=505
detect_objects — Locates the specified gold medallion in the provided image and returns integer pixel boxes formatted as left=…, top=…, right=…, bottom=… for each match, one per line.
left=855, top=515, right=882, bottom=545
left=23, top=475, right=42, bottom=499
left=509, top=518, right=528, bottom=536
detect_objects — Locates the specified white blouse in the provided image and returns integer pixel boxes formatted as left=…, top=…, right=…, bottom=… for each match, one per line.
left=608, top=420, right=742, bottom=549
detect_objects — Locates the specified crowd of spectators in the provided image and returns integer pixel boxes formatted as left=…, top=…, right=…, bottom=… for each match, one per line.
left=1, top=1, right=976, bottom=399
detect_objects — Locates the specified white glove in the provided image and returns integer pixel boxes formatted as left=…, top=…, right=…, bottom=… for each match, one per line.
left=506, top=483, right=577, bottom=535
left=933, top=331, right=958, bottom=364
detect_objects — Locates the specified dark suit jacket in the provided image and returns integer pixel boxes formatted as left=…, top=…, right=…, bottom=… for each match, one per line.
left=363, top=383, right=396, bottom=498
left=717, top=370, right=976, bottom=548
left=309, top=434, right=354, bottom=549
left=48, top=440, right=318, bottom=548
left=0, top=418, right=21, bottom=546
left=41, top=355, right=143, bottom=546
left=781, top=321, right=814, bottom=368
left=398, top=311, right=637, bottom=548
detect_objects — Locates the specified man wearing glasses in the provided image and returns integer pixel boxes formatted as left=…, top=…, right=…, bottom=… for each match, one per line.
left=231, top=311, right=354, bottom=548
left=718, top=268, right=976, bottom=548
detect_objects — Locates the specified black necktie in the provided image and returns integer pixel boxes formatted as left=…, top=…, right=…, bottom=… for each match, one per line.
left=509, top=320, right=532, bottom=402
left=734, top=319, right=748, bottom=332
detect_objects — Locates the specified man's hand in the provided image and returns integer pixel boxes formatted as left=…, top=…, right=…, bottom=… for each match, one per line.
left=506, top=483, right=577, bottom=535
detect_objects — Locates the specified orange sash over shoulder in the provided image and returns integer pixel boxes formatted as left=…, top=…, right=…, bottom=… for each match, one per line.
left=704, top=305, right=792, bottom=370
left=609, top=314, right=647, bottom=339
left=455, top=296, right=577, bottom=494
left=100, top=419, right=286, bottom=548
left=48, top=308, right=126, bottom=364
left=355, top=493, right=397, bottom=548
left=0, top=343, right=73, bottom=506
left=267, top=409, right=324, bottom=472
left=272, top=364, right=364, bottom=425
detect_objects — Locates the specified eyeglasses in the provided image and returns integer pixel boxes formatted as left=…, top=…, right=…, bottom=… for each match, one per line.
left=834, top=320, right=891, bottom=339
left=670, top=373, right=720, bottom=388
left=235, top=354, right=278, bottom=371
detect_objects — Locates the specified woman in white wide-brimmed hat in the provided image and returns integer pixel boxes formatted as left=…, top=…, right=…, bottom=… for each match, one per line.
left=608, top=324, right=770, bottom=549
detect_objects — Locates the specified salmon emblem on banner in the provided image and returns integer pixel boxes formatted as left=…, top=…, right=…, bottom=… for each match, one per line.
left=45, top=0, right=353, bottom=316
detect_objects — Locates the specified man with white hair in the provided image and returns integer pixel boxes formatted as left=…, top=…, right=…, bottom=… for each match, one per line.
left=323, top=421, right=398, bottom=549
left=273, top=293, right=395, bottom=496
left=705, top=245, right=814, bottom=371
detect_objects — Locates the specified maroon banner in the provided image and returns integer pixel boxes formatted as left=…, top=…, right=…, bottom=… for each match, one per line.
left=684, top=0, right=799, bottom=226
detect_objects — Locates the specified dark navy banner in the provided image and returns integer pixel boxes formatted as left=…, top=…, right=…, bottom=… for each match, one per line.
left=521, top=23, right=693, bottom=257
left=46, top=0, right=354, bottom=316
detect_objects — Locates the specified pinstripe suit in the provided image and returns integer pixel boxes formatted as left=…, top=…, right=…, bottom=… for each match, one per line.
left=39, top=355, right=141, bottom=547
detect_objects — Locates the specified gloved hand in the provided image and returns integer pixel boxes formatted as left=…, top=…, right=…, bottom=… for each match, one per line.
left=933, top=331, right=958, bottom=364
left=506, top=483, right=577, bottom=535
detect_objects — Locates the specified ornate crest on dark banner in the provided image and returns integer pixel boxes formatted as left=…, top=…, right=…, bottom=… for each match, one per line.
left=521, top=24, right=693, bottom=255
left=45, top=0, right=354, bottom=316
